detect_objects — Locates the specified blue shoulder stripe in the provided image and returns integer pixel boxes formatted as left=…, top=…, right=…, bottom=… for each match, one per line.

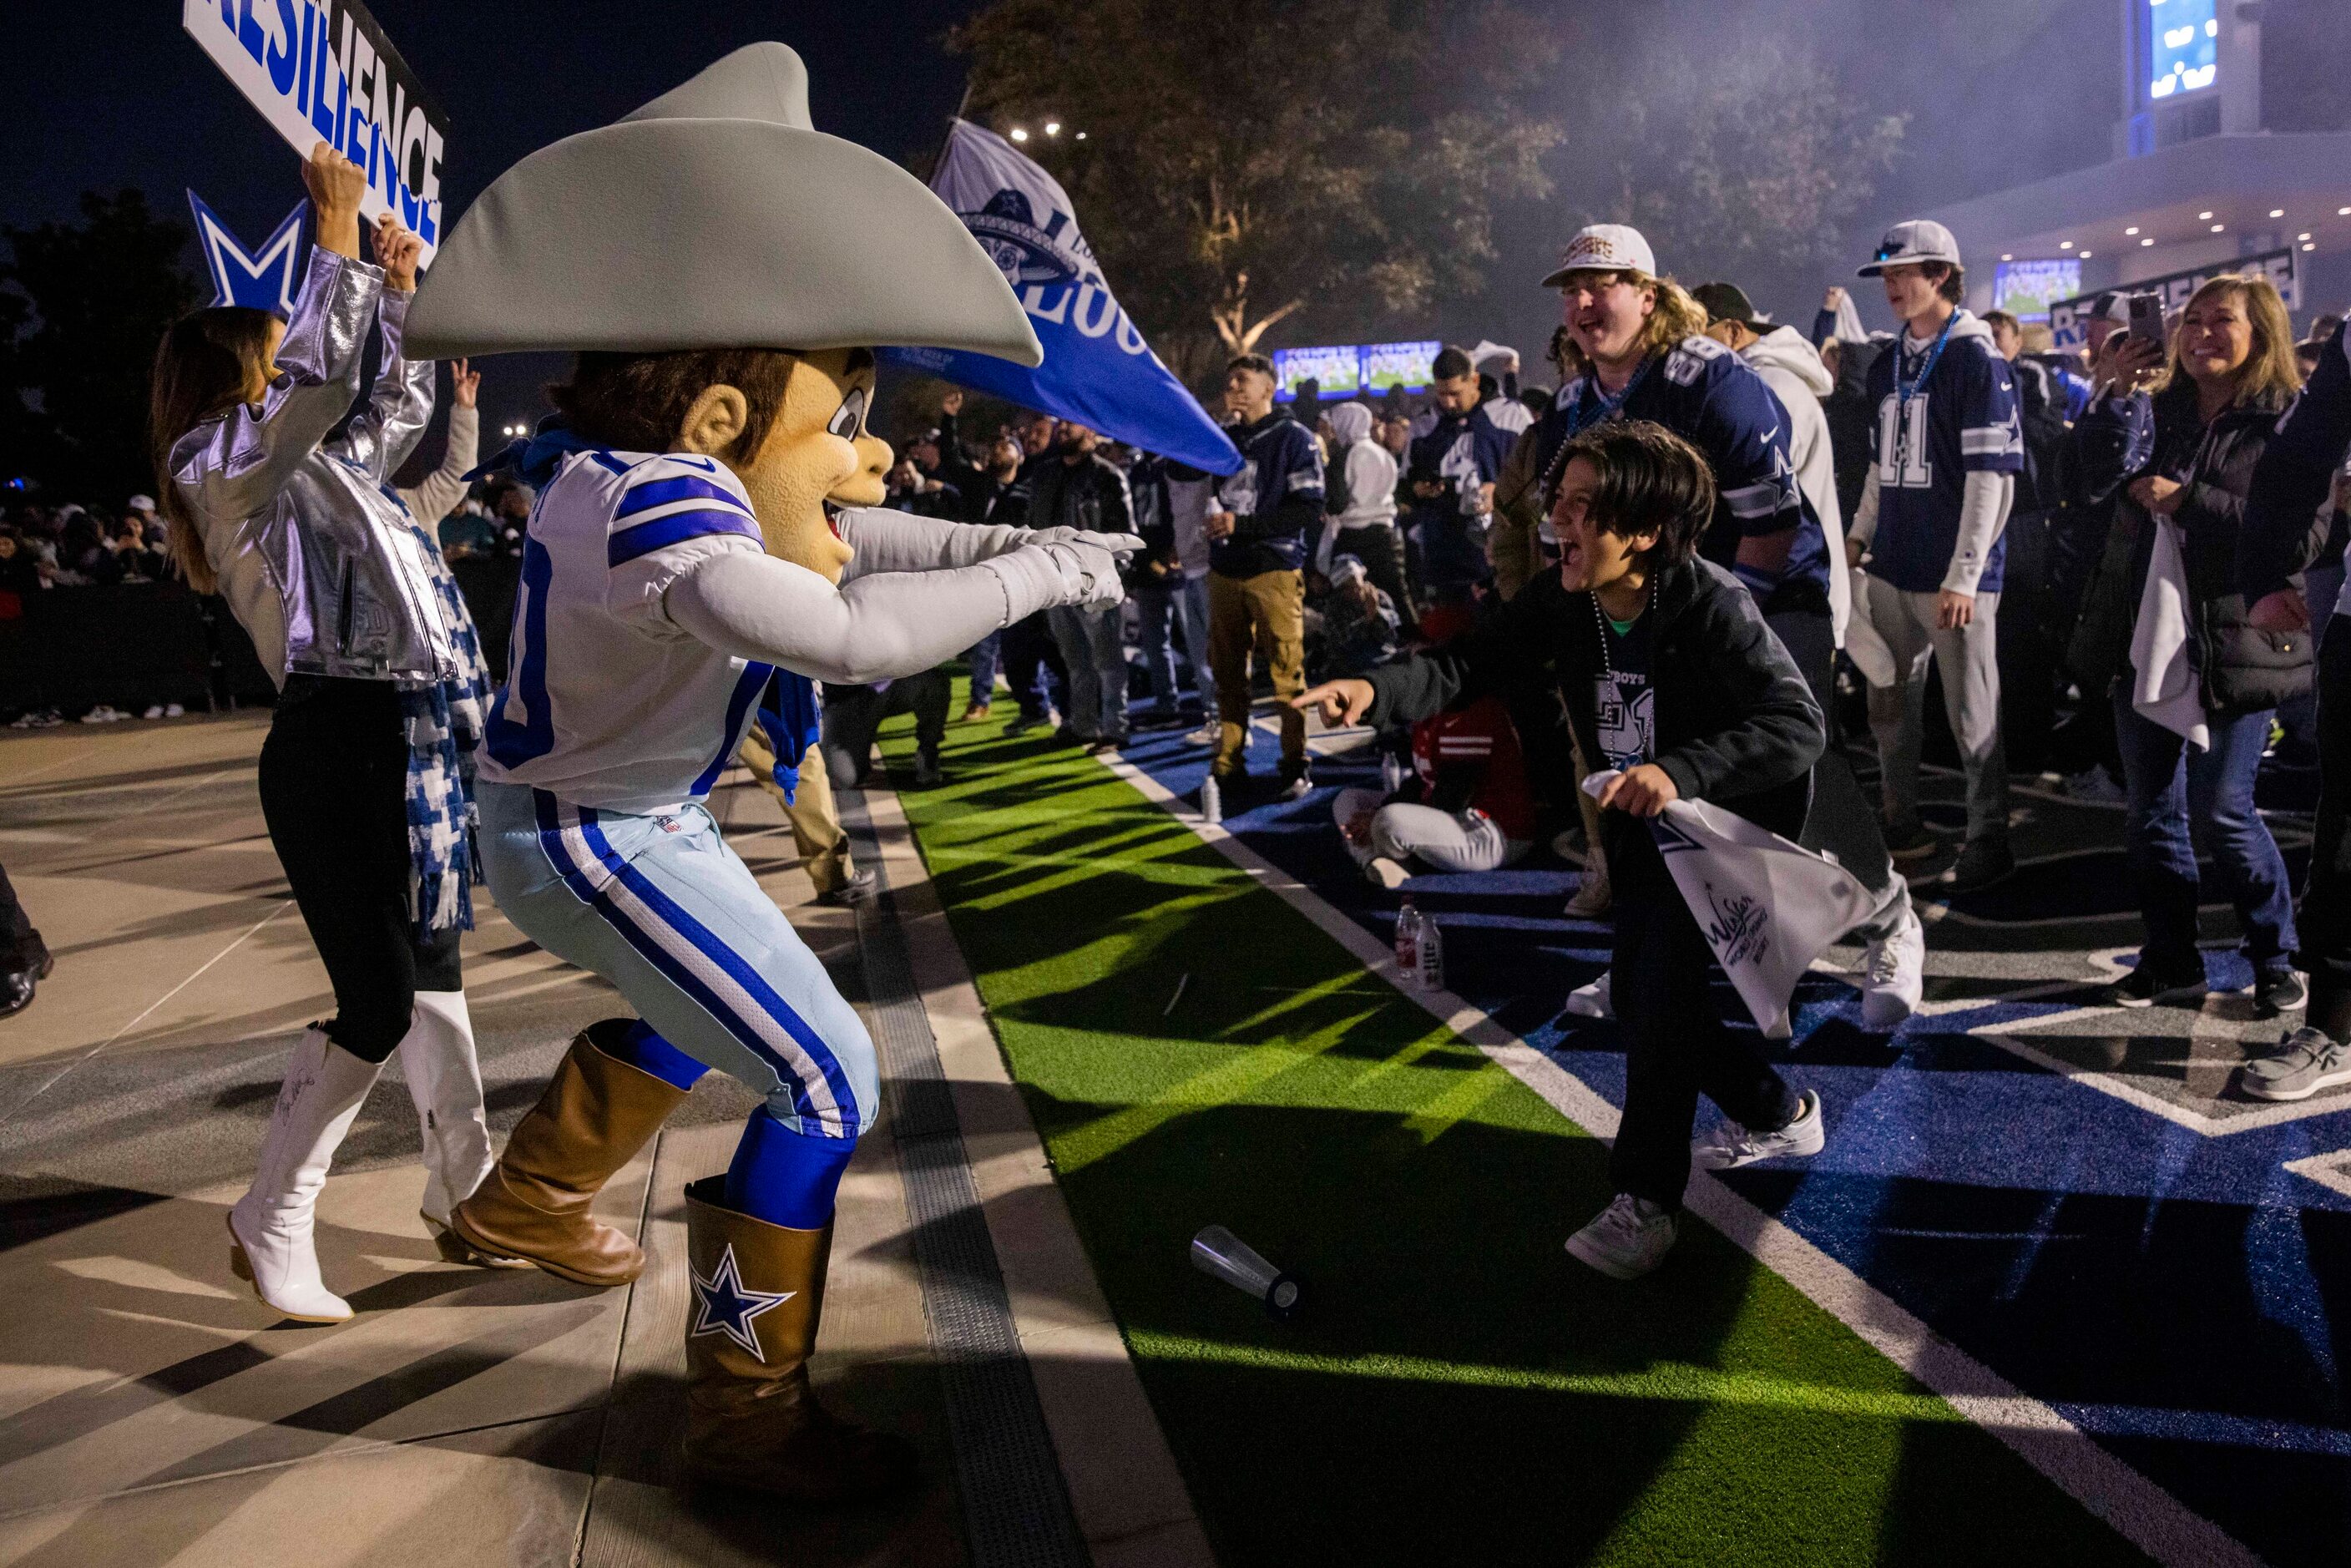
left=608, top=508, right=761, bottom=567
left=614, top=473, right=757, bottom=521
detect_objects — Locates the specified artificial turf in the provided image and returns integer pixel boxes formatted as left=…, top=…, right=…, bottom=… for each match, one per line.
left=875, top=711, right=2151, bottom=1566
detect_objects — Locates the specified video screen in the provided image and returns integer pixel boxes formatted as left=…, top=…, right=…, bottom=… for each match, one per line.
left=1993, top=259, right=2082, bottom=324
left=1272, top=345, right=1363, bottom=402
left=2147, top=0, right=2219, bottom=100
left=1362, top=341, right=1442, bottom=394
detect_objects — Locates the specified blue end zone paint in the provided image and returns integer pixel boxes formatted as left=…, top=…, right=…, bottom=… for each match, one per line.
left=1109, top=712, right=2351, bottom=1565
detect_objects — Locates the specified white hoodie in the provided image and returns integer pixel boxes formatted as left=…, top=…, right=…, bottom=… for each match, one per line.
left=1737, top=325, right=1849, bottom=645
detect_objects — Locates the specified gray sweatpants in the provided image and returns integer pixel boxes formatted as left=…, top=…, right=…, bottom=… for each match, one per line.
left=1863, top=576, right=2010, bottom=847
left=1331, top=788, right=1529, bottom=874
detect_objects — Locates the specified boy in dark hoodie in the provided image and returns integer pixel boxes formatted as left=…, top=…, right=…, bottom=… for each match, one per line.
left=1297, top=421, right=1827, bottom=1278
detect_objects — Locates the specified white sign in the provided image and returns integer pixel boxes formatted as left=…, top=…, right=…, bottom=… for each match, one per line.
left=2050, top=247, right=2298, bottom=349
left=183, top=0, right=448, bottom=258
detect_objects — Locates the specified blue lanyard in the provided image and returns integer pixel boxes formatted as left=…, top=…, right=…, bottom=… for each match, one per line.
left=1895, top=311, right=1956, bottom=412
left=1569, top=354, right=1656, bottom=438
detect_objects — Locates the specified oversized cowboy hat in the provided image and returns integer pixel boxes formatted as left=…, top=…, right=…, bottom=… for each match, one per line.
left=407, top=43, right=1042, bottom=366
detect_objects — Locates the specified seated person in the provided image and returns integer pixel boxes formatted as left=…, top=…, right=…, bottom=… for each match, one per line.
left=1310, top=554, right=1401, bottom=679
left=821, top=668, right=952, bottom=790
left=1330, top=692, right=1534, bottom=888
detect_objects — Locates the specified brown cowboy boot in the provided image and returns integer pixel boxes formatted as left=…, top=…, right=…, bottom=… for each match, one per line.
left=680, top=1176, right=916, bottom=1501
left=449, top=1022, right=690, bottom=1287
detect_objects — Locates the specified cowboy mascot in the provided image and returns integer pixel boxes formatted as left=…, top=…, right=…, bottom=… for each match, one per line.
left=406, top=43, right=1135, bottom=1500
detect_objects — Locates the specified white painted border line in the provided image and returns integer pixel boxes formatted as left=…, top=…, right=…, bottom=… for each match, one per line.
left=857, top=781, right=1218, bottom=1568
left=1091, top=750, right=2260, bottom=1568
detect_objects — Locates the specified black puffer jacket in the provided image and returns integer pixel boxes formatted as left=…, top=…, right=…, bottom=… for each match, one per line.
left=2122, top=382, right=2316, bottom=716
left=1361, top=555, right=1823, bottom=841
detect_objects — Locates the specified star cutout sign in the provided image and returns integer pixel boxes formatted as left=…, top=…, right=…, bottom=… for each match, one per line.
left=689, top=1242, right=796, bottom=1358
left=185, top=190, right=308, bottom=317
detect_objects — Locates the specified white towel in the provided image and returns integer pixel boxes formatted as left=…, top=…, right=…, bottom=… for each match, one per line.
left=1841, top=566, right=1897, bottom=687
left=2127, top=514, right=2209, bottom=751
left=1583, top=772, right=1879, bottom=1039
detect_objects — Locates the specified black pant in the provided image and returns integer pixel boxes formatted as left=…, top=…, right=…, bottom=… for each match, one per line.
left=1605, top=822, right=1799, bottom=1209
left=0, top=858, right=44, bottom=974
left=822, top=669, right=952, bottom=788
left=2303, top=617, right=2351, bottom=1040
left=1331, top=524, right=1416, bottom=620
left=1767, top=607, right=1893, bottom=896
left=257, top=676, right=461, bottom=1063
left=1002, top=612, right=1066, bottom=720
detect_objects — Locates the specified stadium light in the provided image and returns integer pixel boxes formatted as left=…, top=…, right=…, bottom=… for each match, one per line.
left=2126, top=225, right=2140, bottom=235
left=2000, top=252, right=2013, bottom=261
left=1044, top=121, right=1061, bottom=136
left=2199, top=210, right=2215, bottom=220
left=2141, top=237, right=2156, bottom=246
left=1009, top=127, right=1029, bottom=142
left=2271, top=209, right=2286, bottom=218
left=1074, top=131, right=1087, bottom=140
left=2060, top=240, right=2074, bottom=250
left=2079, top=250, right=2093, bottom=258
left=2212, top=222, right=2226, bottom=232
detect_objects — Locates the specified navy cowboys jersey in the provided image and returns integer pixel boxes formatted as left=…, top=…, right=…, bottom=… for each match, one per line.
left=1863, top=311, right=2025, bottom=594
left=1557, top=335, right=1831, bottom=617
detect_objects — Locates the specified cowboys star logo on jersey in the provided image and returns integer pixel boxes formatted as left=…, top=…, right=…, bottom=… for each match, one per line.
left=690, top=1242, right=796, bottom=1358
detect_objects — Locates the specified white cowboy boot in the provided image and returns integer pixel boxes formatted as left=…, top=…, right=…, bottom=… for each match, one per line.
left=227, top=1027, right=381, bottom=1323
left=397, top=989, right=508, bottom=1265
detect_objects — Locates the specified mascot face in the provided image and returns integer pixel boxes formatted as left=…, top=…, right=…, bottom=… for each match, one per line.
left=681, top=347, right=889, bottom=584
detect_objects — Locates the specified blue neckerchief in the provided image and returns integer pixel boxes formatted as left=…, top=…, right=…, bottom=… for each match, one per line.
left=1895, top=311, right=1958, bottom=412
left=1568, top=354, right=1657, bottom=438
left=468, top=420, right=604, bottom=489
left=753, top=670, right=822, bottom=806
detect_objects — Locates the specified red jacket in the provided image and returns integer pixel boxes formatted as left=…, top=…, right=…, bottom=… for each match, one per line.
left=1409, top=695, right=1535, bottom=842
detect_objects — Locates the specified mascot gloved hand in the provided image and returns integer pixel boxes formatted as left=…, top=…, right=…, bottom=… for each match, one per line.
left=407, top=43, right=1095, bottom=1505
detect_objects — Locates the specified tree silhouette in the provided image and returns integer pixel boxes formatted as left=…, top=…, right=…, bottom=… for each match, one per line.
left=1, top=190, right=199, bottom=499
left=955, top=0, right=1562, bottom=382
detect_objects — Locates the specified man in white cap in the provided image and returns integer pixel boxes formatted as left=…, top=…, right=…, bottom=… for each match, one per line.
left=1850, top=220, right=2025, bottom=893
left=405, top=43, right=1138, bottom=1503
left=1536, top=224, right=1920, bottom=1030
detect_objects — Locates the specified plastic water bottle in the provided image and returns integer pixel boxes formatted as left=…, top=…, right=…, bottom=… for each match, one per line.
left=1394, top=897, right=1422, bottom=975
left=1380, top=749, right=1407, bottom=795
left=1199, top=773, right=1222, bottom=825
left=1417, top=915, right=1445, bottom=993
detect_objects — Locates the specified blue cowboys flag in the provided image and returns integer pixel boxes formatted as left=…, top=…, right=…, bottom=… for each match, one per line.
left=186, top=190, right=308, bottom=316
left=884, top=121, right=1241, bottom=476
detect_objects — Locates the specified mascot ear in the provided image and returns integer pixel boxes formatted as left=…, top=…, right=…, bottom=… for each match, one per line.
left=676, top=385, right=751, bottom=459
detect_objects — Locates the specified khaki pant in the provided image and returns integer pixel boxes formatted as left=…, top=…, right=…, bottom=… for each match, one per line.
left=1207, top=568, right=1306, bottom=775
left=736, top=726, right=854, bottom=894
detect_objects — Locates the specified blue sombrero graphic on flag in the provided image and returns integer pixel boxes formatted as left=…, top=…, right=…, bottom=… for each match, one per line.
left=185, top=190, right=307, bottom=317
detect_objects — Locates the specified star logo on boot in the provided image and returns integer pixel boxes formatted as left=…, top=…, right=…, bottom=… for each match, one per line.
left=689, top=1242, right=796, bottom=1358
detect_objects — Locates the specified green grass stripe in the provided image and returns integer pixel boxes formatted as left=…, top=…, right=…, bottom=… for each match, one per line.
left=877, top=713, right=2150, bottom=1566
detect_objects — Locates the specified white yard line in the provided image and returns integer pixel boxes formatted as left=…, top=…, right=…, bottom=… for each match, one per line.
left=1091, top=749, right=2261, bottom=1568
left=0, top=902, right=298, bottom=1129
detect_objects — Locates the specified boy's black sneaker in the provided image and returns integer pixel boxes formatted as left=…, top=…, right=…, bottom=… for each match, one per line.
left=1276, top=761, right=1313, bottom=802
left=2254, top=967, right=2309, bottom=1019
left=1939, top=838, right=2015, bottom=894
left=2099, top=962, right=2207, bottom=1009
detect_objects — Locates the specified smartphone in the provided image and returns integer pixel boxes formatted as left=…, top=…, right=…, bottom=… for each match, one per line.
left=2126, top=292, right=2166, bottom=350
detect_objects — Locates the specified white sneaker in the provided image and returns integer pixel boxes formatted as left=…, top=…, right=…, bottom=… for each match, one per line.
left=142, top=704, right=164, bottom=720
left=1859, top=902, right=1924, bottom=1031
left=1184, top=722, right=1221, bottom=746
left=164, top=702, right=185, bottom=718
left=1365, top=856, right=1411, bottom=890
left=1692, top=1090, right=1825, bottom=1171
left=227, top=1028, right=383, bottom=1323
left=1565, top=1193, right=1676, bottom=1279
left=1563, top=971, right=1614, bottom=1020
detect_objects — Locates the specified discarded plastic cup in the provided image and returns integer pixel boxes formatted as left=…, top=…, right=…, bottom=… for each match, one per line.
left=1191, top=1224, right=1302, bottom=1320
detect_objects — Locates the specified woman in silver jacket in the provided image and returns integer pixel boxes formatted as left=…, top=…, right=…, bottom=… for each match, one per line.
left=154, top=144, right=500, bottom=1323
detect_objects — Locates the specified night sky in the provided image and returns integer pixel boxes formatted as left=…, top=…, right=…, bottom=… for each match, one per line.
left=1, top=3, right=986, bottom=439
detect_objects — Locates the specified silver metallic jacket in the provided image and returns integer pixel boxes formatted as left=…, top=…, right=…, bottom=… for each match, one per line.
left=169, top=248, right=458, bottom=685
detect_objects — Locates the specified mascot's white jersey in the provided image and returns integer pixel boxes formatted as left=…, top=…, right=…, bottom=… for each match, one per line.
left=479, top=449, right=779, bottom=815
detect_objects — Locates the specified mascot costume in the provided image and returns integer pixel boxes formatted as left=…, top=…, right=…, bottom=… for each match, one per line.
left=405, top=43, right=1135, bottom=1500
